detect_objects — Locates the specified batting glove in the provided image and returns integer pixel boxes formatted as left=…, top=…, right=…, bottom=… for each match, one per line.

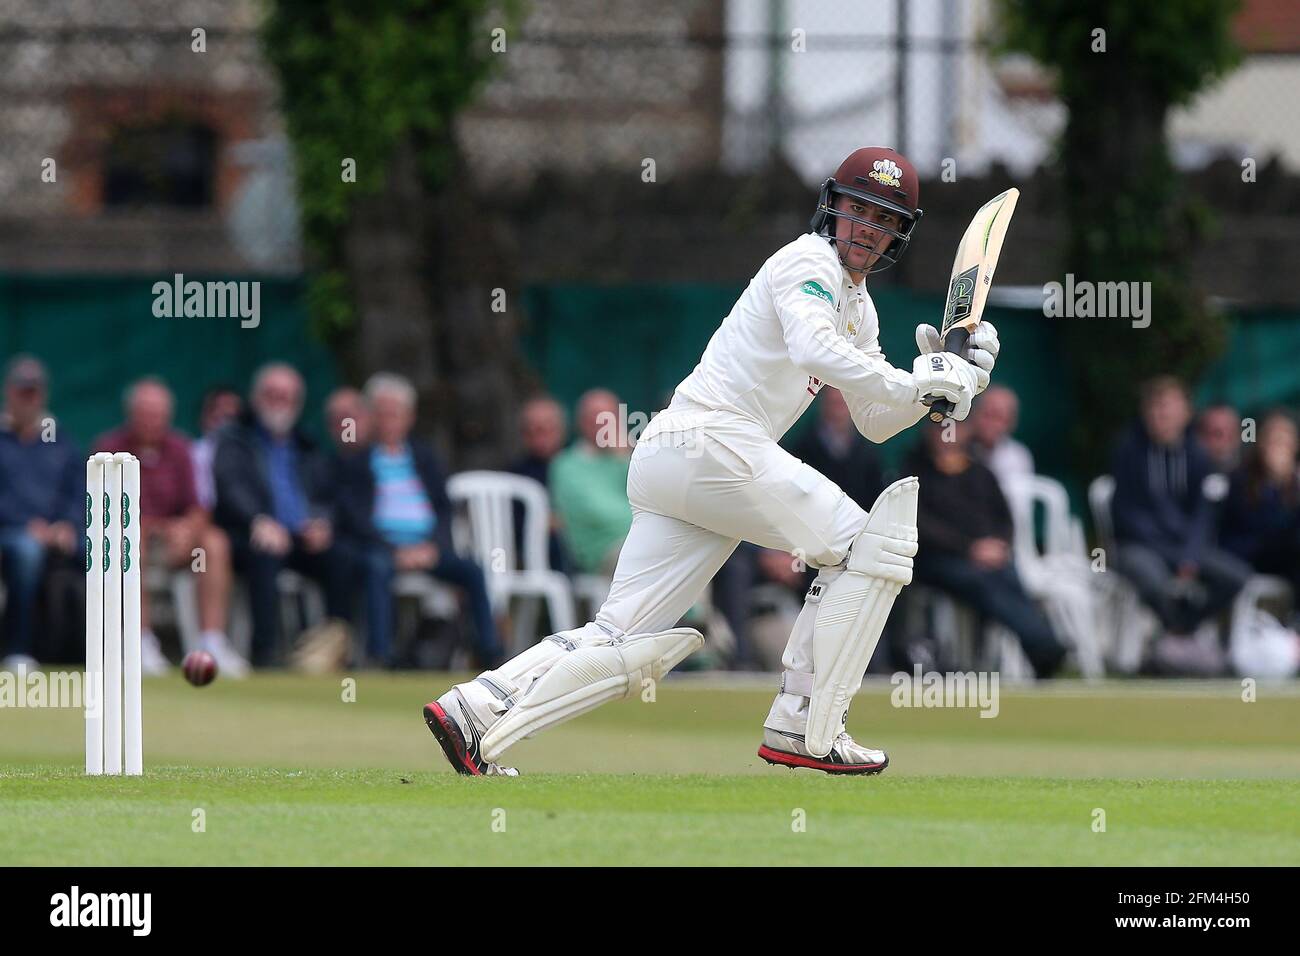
left=915, top=320, right=999, bottom=394
left=912, top=351, right=980, bottom=421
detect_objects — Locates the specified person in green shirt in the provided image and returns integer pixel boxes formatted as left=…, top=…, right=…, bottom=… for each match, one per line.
left=549, top=389, right=632, bottom=575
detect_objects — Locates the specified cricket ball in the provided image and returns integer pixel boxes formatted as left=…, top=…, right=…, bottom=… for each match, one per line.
left=182, top=650, right=218, bottom=687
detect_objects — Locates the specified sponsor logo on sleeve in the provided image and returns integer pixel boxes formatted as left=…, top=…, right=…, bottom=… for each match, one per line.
left=800, top=280, right=834, bottom=304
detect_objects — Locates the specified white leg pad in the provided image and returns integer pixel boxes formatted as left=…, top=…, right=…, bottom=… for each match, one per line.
left=455, top=622, right=613, bottom=723
left=480, top=627, right=703, bottom=762
left=806, top=476, right=918, bottom=757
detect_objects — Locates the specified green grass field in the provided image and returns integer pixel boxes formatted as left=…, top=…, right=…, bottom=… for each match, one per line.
left=2, top=672, right=1298, bottom=865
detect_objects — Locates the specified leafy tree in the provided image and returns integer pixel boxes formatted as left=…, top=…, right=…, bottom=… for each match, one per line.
left=996, top=0, right=1240, bottom=468
left=262, top=0, right=523, bottom=462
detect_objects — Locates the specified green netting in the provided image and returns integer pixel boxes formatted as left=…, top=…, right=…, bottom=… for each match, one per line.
left=520, top=283, right=1073, bottom=471
left=0, top=274, right=339, bottom=447
left=4, top=274, right=1292, bottom=514
left=1195, top=308, right=1300, bottom=413
left=520, top=283, right=1298, bottom=513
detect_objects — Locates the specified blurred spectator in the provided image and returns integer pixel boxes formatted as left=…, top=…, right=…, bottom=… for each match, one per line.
left=790, top=387, right=884, bottom=510
left=709, top=542, right=763, bottom=669
left=0, top=356, right=83, bottom=669
left=213, top=363, right=355, bottom=665
left=510, top=396, right=566, bottom=485
left=191, top=386, right=242, bottom=511
left=507, top=394, right=569, bottom=571
left=1221, top=409, right=1300, bottom=598
left=1110, top=377, right=1251, bottom=649
left=906, top=421, right=1065, bottom=677
left=336, top=373, right=502, bottom=668
left=95, top=378, right=242, bottom=676
left=756, top=548, right=804, bottom=593
left=325, top=386, right=371, bottom=457
left=550, top=388, right=633, bottom=575
left=1196, top=403, right=1242, bottom=474
left=743, top=547, right=806, bottom=670
left=969, top=385, right=1034, bottom=492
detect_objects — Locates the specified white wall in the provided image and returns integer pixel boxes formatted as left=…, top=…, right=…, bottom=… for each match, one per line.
left=723, top=0, right=1056, bottom=183
left=726, top=0, right=1300, bottom=182
left=1170, top=57, right=1300, bottom=172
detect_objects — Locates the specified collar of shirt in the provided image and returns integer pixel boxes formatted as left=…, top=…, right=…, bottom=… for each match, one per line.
left=837, top=275, right=866, bottom=336
left=371, top=441, right=412, bottom=461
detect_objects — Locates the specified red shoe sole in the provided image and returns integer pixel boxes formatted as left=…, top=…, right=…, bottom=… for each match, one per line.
left=757, top=744, right=888, bottom=775
left=423, top=701, right=482, bottom=776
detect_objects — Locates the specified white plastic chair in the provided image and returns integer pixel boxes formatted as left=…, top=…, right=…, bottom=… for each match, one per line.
left=1087, top=474, right=1161, bottom=673
left=986, top=623, right=1037, bottom=680
left=275, top=568, right=326, bottom=646
left=572, top=573, right=611, bottom=621
left=218, top=569, right=328, bottom=659
left=392, top=571, right=460, bottom=620
left=1229, top=574, right=1294, bottom=673
left=386, top=571, right=460, bottom=662
left=907, top=584, right=982, bottom=671
left=446, top=471, right=576, bottom=647
left=1087, top=476, right=1117, bottom=552
left=1003, top=474, right=1106, bottom=678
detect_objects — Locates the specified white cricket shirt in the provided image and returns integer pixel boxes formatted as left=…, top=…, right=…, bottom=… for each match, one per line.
left=643, top=233, right=927, bottom=446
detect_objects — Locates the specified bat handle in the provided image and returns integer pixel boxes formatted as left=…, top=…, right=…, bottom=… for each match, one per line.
left=924, top=326, right=972, bottom=423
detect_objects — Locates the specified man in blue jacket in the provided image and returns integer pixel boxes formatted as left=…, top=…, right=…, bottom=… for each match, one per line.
left=0, top=356, right=83, bottom=668
left=212, top=364, right=356, bottom=665
left=1111, top=377, right=1251, bottom=640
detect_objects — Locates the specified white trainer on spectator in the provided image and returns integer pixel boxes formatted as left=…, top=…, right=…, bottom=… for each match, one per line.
left=1, top=653, right=39, bottom=672
left=201, top=631, right=250, bottom=679
left=139, top=630, right=170, bottom=677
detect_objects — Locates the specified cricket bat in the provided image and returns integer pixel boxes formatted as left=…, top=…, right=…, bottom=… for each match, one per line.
left=924, top=187, right=1019, bottom=422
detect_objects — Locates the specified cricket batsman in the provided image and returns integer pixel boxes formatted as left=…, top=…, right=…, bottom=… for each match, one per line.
left=425, top=147, right=999, bottom=775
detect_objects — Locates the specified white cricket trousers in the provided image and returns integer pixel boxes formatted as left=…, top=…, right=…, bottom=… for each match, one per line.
left=594, top=419, right=870, bottom=638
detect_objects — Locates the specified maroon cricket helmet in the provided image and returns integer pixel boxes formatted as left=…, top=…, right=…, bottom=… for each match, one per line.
left=810, top=146, right=923, bottom=273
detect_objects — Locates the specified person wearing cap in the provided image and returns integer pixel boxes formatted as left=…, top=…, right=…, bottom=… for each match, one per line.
left=0, top=356, right=84, bottom=669
left=424, top=147, right=1005, bottom=777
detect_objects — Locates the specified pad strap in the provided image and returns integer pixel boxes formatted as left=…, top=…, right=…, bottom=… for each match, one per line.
left=780, top=669, right=815, bottom=698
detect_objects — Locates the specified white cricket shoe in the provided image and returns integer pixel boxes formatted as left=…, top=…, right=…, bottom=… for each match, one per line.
left=139, top=631, right=170, bottom=676
left=758, top=726, right=889, bottom=775
left=1, top=653, right=38, bottom=672
left=202, top=633, right=250, bottom=679
left=423, top=685, right=518, bottom=777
